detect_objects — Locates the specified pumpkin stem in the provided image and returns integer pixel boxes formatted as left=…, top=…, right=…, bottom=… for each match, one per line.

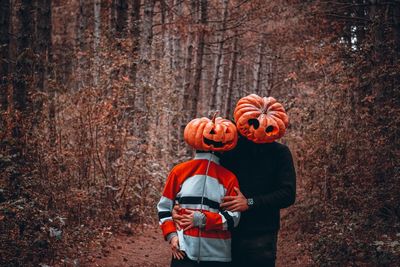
left=211, top=110, right=219, bottom=123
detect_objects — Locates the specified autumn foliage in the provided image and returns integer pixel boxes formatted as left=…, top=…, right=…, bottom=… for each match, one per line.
left=0, top=0, right=399, bottom=266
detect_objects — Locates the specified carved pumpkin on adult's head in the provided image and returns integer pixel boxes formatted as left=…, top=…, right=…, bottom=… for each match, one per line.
left=234, top=94, right=289, bottom=143
left=184, top=112, right=238, bottom=152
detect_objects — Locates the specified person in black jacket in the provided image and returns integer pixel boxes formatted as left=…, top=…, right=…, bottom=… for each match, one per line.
left=219, top=135, right=296, bottom=267
left=174, top=94, right=296, bottom=267
left=219, top=94, right=296, bottom=267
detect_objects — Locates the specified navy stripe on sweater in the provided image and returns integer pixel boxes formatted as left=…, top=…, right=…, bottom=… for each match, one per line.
left=176, top=196, right=220, bottom=210
left=158, top=211, right=172, bottom=220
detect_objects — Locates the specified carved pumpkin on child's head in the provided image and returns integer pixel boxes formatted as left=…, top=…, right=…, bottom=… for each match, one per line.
left=184, top=112, right=238, bottom=152
left=234, top=94, right=289, bottom=143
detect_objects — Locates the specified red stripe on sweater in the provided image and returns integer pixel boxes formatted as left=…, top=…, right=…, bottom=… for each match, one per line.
left=183, top=227, right=231, bottom=239
left=161, top=220, right=176, bottom=240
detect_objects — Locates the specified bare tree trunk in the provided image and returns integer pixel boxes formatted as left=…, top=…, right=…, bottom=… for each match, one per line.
left=138, top=0, right=155, bottom=87
left=182, top=46, right=193, bottom=107
left=191, top=0, right=208, bottom=118
left=34, top=0, right=52, bottom=138
left=253, top=37, right=264, bottom=95
left=391, top=0, right=400, bottom=114
left=77, top=0, right=86, bottom=90
left=265, top=60, right=273, bottom=96
left=116, top=0, right=127, bottom=37
left=151, top=0, right=164, bottom=74
left=100, top=0, right=111, bottom=35
left=180, top=0, right=196, bottom=145
left=171, top=0, right=183, bottom=95
left=130, top=0, right=141, bottom=84
left=369, top=0, right=385, bottom=100
left=159, top=0, right=166, bottom=54
left=166, top=0, right=174, bottom=69
left=14, top=0, right=34, bottom=113
left=94, top=0, right=101, bottom=86
left=268, top=58, right=277, bottom=96
left=172, top=0, right=182, bottom=69
left=356, top=0, right=366, bottom=48
left=182, top=1, right=196, bottom=122
left=225, top=35, right=238, bottom=119
left=369, top=0, right=384, bottom=57
left=124, top=0, right=140, bottom=134
left=134, top=0, right=154, bottom=152
left=393, top=0, right=400, bottom=54
left=0, top=0, right=10, bottom=127
left=12, top=0, right=34, bottom=163
left=165, top=1, right=184, bottom=157
left=48, top=88, right=56, bottom=146
left=77, top=0, right=94, bottom=89
left=110, top=0, right=116, bottom=36
left=210, top=0, right=228, bottom=111
left=182, top=11, right=194, bottom=122
left=35, top=0, right=51, bottom=92
left=236, top=48, right=244, bottom=98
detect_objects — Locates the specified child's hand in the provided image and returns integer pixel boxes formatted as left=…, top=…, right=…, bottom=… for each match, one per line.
left=170, top=235, right=185, bottom=260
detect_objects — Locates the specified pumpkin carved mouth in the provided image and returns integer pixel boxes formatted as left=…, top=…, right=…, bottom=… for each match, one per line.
left=203, top=137, right=225, bottom=148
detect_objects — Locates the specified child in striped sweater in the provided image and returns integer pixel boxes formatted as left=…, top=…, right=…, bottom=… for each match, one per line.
left=157, top=115, right=240, bottom=267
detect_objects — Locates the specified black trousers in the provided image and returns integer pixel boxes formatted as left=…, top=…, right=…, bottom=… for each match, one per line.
left=171, top=256, right=232, bottom=267
left=232, top=231, right=278, bottom=267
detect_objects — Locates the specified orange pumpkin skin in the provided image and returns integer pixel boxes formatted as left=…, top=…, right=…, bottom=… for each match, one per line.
left=184, top=116, right=238, bottom=152
left=234, top=94, right=289, bottom=144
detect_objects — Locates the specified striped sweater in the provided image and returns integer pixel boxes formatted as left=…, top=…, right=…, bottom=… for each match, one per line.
left=157, top=152, right=241, bottom=262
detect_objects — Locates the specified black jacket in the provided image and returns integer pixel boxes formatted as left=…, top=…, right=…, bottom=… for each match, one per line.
left=221, top=135, right=296, bottom=235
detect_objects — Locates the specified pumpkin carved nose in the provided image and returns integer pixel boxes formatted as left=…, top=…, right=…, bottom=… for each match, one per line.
left=265, top=126, right=274, bottom=133
left=209, top=129, right=216, bottom=134
left=248, top=119, right=260, bottom=129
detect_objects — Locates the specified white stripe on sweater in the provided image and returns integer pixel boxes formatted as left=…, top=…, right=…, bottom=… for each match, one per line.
left=180, top=234, right=232, bottom=262
left=176, top=175, right=226, bottom=204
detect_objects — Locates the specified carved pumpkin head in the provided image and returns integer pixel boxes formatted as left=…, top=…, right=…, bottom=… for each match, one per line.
left=184, top=113, right=238, bottom=152
left=234, top=94, right=289, bottom=143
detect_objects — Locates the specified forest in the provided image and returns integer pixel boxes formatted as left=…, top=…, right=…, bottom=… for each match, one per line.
left=0, top=0, right=399, bottom=266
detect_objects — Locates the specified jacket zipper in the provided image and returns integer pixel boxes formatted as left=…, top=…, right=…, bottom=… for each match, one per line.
left=198, top=152, right=213, bottom=263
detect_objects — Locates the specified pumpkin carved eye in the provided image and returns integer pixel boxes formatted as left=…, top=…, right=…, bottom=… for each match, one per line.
left=266, top=126, right=274, bottom=133
left=248, top=119, right=260, bottom=129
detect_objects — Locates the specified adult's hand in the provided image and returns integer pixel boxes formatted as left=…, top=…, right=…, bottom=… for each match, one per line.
left=172, top=205, right=184, bottom=230
left=220, top=187, right=249, bottom=212
left=178, top=209, right=196, bottom=231
left=170, top=235, right=185, bottom=260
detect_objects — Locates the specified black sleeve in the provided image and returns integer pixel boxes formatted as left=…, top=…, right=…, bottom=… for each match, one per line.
left=252, top=145, right=296, bottom=210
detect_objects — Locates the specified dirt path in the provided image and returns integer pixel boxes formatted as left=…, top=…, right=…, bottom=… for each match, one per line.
left=87, top=225, right=170, bottom=267
left=85, top=220, right=311, bottom=267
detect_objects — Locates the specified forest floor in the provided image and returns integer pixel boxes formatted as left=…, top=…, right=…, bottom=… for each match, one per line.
left=86, top=224, right=170, bottom=267
left=84, top=211, right=312, bottom=267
